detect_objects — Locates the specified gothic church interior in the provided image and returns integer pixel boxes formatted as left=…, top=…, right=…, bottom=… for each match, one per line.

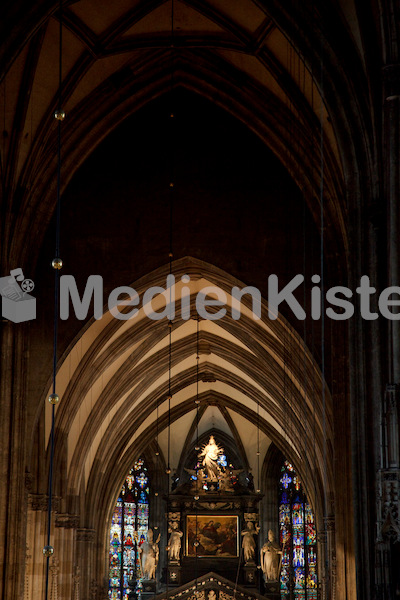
left=0, top=1, right=399, bottom=600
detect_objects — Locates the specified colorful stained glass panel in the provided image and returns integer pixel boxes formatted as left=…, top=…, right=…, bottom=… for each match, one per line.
left=108, top=460, right=150, bottom=600
left=279, top=463, right=318, bottom=600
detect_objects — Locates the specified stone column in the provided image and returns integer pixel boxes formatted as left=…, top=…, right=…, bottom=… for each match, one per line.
left=76, top=528, right=97, bottom=600
left=25, top=494, right=60, bottom=600
left=376, top=385, right=400, bottom=598
left=374, top=63, right=400, bottom=599
left=0, top=323, right=28, bottom=600
left=73, top=565, right=81, bottom=600
left=324, top=516, right=336, bottom=600
left=89, top=579, right=98, bottom=600
left=384, top=65, right=400, bottom=383
left=317, top=529, right=327, bottom=600
left=25, top=543, right=32, bottom=600
left=317, top=518, right=336, bottom=600
left=55, top=513, right=80, bottom=600
left=50, top=558, right=59, bottom=600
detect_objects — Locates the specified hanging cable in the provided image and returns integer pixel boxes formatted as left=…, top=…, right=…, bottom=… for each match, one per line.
left=320, top=51, right=327, bottom=515
left=308, top=5, right=320, bottom=593
left=44, top=2, right=64, bottom=599
left=257, top=416, right=260, bottom=487
left=1, top=37, right=6, bottom=199
left=319, top=32, right=330, bottom=597
left=194, top=318, right=200, bottom=593
left=166, top=4, right=175, bottom=596
left=166, top=0, right=175, bottom=484
left=156, top=385, right=160, bottom=459
left=167, top=315, right=172, bottom=477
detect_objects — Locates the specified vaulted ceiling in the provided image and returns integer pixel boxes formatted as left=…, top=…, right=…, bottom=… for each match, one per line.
left=39, top=259, right=331, bottom=528
left=1, top=4, right=397, bottom=600
left=1, top=0, right=381, bottom=495
left=1, top=0, right=379, bottom=269
left=2, top=0, right=376, bottom=511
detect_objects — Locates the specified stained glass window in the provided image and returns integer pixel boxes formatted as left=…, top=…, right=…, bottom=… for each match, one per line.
left=109, top=459, right=150, bottom=600
left=279, top=461, right=318, bottom=600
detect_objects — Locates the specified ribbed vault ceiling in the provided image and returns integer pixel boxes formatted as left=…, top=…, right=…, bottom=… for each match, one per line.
left=40, top=259, right=333, bottom=525
left=2, top=0, right=369, bottom=534
left=0, top=0, right=354, bottom=267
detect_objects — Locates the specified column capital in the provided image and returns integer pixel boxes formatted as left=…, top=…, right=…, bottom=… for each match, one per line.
left=28, top=494, right=60, bottom=512
left=317, top=530, right=327, bottom=544
left=386, top=382, right=399, bottom=392
left=383, top=64, right=400, bottom=99
left=323, top=515, right=336, bottom=531
left=76, top=528, right=96, bottom=542
left=55, top=513, right=80, bottom=529
left=386, top=384, right=399, bottom=406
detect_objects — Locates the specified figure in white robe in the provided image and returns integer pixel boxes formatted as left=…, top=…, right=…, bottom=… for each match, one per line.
left=241, top=521, right=260, bottom=562
left=260, top=530, right=282, bottom=581
left=139, top=529, right=160, bottom=580
left=199, top=436, right=223, bottom=481
left=168, top=522, right=183, bottom=561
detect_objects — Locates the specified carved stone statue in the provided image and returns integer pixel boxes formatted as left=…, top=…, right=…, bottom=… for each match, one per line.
left=185, top=437, right=244, bottom=493
left=139, top=529, right=160, bottom=579
left=168, top=521, right=183, bottom=561
left=260, top=530, right=282, bottom=581
left=199, top=435, right=223, bottom=481
left=241, top=521, right=260, bottom=562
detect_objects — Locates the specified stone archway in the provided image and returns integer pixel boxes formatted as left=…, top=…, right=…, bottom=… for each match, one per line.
left=25, top=257, right=340, bottom=600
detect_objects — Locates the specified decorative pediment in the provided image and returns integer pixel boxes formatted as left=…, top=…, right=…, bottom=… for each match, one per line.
left=154, top=572, right=270, bottom=600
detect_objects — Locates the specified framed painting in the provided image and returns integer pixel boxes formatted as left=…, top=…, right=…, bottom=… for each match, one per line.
left=186, top=515, right=239, bottom=557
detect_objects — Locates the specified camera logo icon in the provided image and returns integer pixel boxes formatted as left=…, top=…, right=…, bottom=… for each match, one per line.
left=0, top=268, right=36, bottom=323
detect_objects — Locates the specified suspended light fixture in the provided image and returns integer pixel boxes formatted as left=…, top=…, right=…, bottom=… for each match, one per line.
left=165, top=0, right=176, bottom=486
left=165, top=2, right=176, bottom=595
left=44, top=2, right=64, bottom=599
